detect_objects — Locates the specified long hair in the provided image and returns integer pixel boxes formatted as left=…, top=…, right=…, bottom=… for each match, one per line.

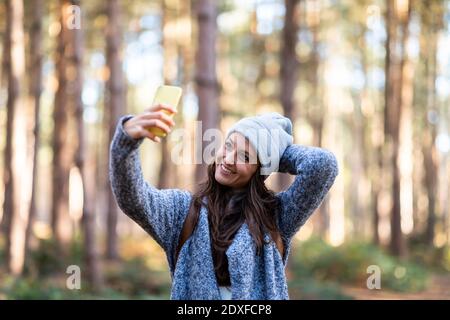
left=190, top=162, right=280, bottom=286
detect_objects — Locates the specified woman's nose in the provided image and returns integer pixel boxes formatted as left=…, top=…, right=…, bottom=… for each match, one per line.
left=223, top=150, right=236, bottom=165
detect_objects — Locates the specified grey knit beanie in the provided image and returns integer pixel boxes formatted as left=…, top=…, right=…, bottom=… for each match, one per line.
left=226, top=112, right=293, bottom=177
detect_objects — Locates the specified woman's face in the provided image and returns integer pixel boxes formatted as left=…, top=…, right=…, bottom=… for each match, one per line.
left=215, top=133, right=259, bottom=189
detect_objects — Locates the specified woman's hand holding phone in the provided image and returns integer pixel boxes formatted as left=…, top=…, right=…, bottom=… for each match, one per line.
left=123, top=104, right=177, bottom=143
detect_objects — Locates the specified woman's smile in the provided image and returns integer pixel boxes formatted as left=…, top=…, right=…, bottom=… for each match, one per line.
left=219, top=163, right=236, bottom=176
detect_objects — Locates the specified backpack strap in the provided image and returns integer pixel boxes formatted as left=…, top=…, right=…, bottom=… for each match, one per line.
left=175, top=199, right=199, bottom=264
left=269, top=230, right=285, bottom=259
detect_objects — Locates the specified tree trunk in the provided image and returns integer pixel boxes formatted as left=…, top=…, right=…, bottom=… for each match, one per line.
left=104, top=0, right=125, bottom=260
left=372, top=145, right=382, bottom=245
left=1, top=37, right=8, bottom=88
left=0, top=1, right=11, bottom=233
left=3, top=0, right=27, bottom=275
left=278, top=0, right=300, bottom=191
left=419, top=0, right=442, bottom=246
left=24, top=0, right=44, bottom=264
left=423, top=126, right=438, bottom=246
left=357, top=24, right=373, bottom=241
left=385, top=0, right=411, bottom=257
left=51, top=0, right=75, bottom=251
left=61, top=0, right=103, bottom=290
left=310, top=1, right=330, bottom=237
left=158, top=0, right=177, bottom=189
left=194, top=0, right=219, bottom=185
left=176, top=0, right=194, bottom=189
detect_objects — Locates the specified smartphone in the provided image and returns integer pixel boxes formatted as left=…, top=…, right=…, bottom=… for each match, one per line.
left=148, top=85, right=182, bottom=138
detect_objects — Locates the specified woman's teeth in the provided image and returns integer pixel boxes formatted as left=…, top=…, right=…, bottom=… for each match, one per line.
left=221, top=164, right=234, bottom=174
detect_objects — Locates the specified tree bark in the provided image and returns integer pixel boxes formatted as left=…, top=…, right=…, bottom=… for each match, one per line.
left=0, top=1, right=12, bottom=233
left=279, top=0, right=300, bottom=191
left=24, top=0, right=44, bottom=264
left=194, top=0, right=219, bottom=185
left=372, top=145, right=382, bottom=245
left=62, top=0, right=104, bottom=290
left=3, top=0, right=27, bottom=275
left=104, top=0, right=125, bottom=260
left=419, top=0, right=443, bottom=246
left=385, top=0, right=411, bottom=257
left=158, top=0, right=176, bottom=190
left=51, top=0, right=75, bottom=251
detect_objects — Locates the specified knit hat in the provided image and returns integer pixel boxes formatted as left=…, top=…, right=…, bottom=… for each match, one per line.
left=225, top=112, right=293, bottom=177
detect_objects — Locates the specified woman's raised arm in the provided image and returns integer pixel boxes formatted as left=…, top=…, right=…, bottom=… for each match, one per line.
left=109, top=112, right=191, bottom=261
left=276, top=144, right=338, bottom=242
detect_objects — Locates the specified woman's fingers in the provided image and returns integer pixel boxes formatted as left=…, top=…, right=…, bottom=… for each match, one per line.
left=145, top=103, right=177, bottom=115
left=140, top=110, right=175, bottom=127
left=136, top=119, right=172, bottom=135
left=139, top=128, right=161, bottom=143
left=124, top=105, right=178, bottom=141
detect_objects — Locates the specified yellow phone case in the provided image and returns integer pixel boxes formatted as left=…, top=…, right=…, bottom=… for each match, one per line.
left=148, top=85, right=182, bottom=137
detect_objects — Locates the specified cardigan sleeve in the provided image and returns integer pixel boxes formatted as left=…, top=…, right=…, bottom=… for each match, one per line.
left=276, top=144, right=338, bottom=241
left=109, top=115, right=191, bottom=257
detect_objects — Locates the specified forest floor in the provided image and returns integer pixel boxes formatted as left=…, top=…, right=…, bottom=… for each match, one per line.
left=341, top=273, right=450, bottom=300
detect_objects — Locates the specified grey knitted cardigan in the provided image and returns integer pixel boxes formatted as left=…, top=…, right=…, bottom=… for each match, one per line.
left=109, top=115, right=339, bottom=300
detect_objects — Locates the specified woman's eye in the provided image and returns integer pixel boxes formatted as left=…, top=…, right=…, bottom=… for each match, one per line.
left=225, top=142, right=232, bottom=150
left=238, top=152, right=249, bottom=162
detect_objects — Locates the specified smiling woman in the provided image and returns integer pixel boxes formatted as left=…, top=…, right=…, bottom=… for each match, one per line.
left=110, top=111, right=339, bottom=299
left=182, top=113, right=297, bottom=294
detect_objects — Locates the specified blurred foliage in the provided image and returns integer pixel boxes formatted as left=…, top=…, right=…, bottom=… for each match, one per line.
left=2, top=236, right=449, bottom=299
left=290, top=237, right=430, bottom=293
left=23, top=237, right=83, bottom=278
left=409, top=234, right=450, bottom=273
left=104, top=257, right=171, bottom=298
left=0, top=237, right=171, bottom=299
left=288, top=278, right=353, bottom=300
